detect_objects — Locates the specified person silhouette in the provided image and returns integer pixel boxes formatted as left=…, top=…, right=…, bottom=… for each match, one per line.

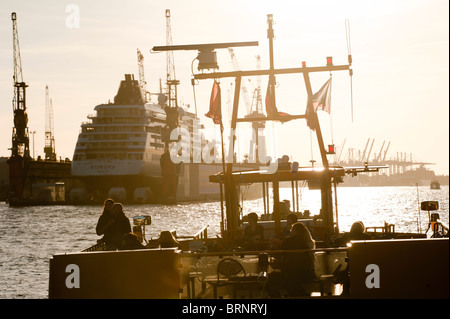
left=106, top=203, right=132, bottom=250
left=268, top=222, right=316, bottom=297
left=333, top=221, right=371, bottom=247
left=95, top=198, right=115, bottom=245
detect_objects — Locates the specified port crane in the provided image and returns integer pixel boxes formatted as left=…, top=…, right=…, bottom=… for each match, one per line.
left=165, top=9, right=178, bottom=107
left=10, top=12, right=30, bottom=158
left=365, top=138, right=375, bottom=162
left=7, top=12, right=73, bottom=206
left=152, top=10, right=181, bottom=151
left=382, top=141, right=390, bottom=161
left=228, top=49, right=266, bottom=162
left=246, top=55, right=266, bottom=163
left=44, top=85, right=56, bottom=161
left=251, top=55, right=264, bottom=116
left=375, top=140, right=386, bottom=162
left=137, top=48, right=149, bottom=103
left=228, top=48, right=252, bottom=115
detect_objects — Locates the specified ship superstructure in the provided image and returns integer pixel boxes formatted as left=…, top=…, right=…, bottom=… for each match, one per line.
left=71, top=74, right=201, bottom=202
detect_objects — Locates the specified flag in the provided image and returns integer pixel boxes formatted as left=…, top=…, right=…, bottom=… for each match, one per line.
left=312, top=77, right=332, bottom=113
left=205, top=80, right=222, bottom=125
left=265, top=81, right=291, bottom=122
left=306, top=77, right=332, bottom=130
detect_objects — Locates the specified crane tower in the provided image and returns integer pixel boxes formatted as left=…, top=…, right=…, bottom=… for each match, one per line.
left=164, top=9, right=180, bottom=146
left=246, top=55, right=266, bottom=163
left=165, top=9, right=179, bottom=111
left=11, top=12, right=30, bottom=158
left=137, top=48, right=149, bottom=102
left=44, top=85, right=56, bottom=160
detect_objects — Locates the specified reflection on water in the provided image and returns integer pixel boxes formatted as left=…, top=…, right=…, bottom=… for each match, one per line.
left=0, top=186, right=447, bottom=298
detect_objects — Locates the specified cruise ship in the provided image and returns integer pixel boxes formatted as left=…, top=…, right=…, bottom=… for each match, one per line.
left=71, top=74, right=260, bottom=203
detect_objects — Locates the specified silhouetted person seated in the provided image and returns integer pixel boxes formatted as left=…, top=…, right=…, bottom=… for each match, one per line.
left=270, top=213, right=298, bottom=249
left=120, top=232, right=146, bottom=250
left=277, top=155, right=291, bottom=170
left=267, top=222, right=316, bottom=297
left=96, top=198, right=115, bottom=245
left=278, top=200, right=292, bottom=220
left=158, top=230, right=181, bottom=249
left=333, top=221, right=371, bottom=247
left=103, top=203, right=132, bottom=250
left=235, top=212, right=264, bottom=250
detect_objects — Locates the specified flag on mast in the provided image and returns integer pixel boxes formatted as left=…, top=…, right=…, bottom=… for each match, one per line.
left=205, top=80, right=222, bottom=125
left=306, top=77, right=332, bottom=130
left=265, top=82, right=291, bottom=122
left=312, top=77, right=332, bottom=113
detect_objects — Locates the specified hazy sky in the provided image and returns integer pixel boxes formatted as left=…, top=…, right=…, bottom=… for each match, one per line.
left=0, top=0, right=448, bottom=174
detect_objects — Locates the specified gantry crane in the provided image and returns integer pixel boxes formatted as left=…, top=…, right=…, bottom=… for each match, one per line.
left=365, top=138, right=375, bottom=162
left=228, top=47, right=253, bottom=115
left=382, top=141, right=391, bottom=161
left=246, top=54, right=266, bottom=162
left=11, top=12, right=30, bottom=158
left=164, top=9, right=180, bottom=137
left=251, top=55, right=264, bottom=115
left=137, top=48, right=149, bottom=102
left=359, top=138, right=370, bottom=162
left=165, top=10, right=179, bottom=109
left=44, top=85, right=56, bottom=161
left=375, top=140, right=386, bottom=162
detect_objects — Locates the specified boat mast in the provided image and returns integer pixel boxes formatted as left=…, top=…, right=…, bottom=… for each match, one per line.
left=266, top=14, right=281, bottom=235
left=190, top=14, right=352, bottom=242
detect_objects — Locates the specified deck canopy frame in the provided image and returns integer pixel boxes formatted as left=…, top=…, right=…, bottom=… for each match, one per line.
left=209, top=164, right=387, bottom=243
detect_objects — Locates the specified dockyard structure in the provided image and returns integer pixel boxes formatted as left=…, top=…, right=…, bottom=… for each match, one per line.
left=7, top=13, right=74, bottom=206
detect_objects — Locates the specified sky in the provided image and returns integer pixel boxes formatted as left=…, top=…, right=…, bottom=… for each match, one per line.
left=0, top=0, right=448, bottom=175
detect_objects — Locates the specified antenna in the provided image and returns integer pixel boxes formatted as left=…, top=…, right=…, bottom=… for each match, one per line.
left=152, top=41, right=259, bottom=71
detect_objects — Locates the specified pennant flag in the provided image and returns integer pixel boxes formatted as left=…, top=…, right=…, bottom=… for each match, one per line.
left=205, top=80, right=222, bottom=125
left=312, top=77, right=332, bottom=113
left=306, top=77, right=332, bottom=130
left=265, top=82, right=291, bottom=122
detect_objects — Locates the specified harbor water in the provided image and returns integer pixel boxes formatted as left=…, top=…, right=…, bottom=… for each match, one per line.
left=0, top=186, right=448, bottom=299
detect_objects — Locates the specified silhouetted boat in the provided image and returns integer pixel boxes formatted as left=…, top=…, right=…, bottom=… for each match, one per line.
left=430, top=180, right=441, bottom=189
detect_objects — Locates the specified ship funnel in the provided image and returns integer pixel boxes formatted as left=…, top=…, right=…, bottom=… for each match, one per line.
left=113, top=74, right=145, bottom=105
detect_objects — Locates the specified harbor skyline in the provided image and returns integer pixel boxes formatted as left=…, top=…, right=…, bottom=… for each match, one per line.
left=0, top=0, right=448, bottom=175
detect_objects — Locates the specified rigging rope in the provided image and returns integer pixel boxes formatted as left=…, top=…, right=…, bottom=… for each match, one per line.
left=345, top=19, right=354, bottom=122
left=190, top=58, right=199, bottom=116
left=328, top=74, right=334, bottom=146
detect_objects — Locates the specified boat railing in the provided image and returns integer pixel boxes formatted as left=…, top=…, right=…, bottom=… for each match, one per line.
left=365, top=222, right=395, bottom=234
left=438, top=220, right=449, bottom=233
left=193, top=225, right=209, bottom=240
left=81, top=241, right=107, bottom=252
left=175, top=225, right=209, bottom=241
